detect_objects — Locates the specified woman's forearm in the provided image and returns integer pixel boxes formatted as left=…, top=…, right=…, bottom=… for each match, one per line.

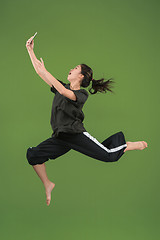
left=27, top=49, right=39, bottom=74
left=42, top=70, right=66, bottom=94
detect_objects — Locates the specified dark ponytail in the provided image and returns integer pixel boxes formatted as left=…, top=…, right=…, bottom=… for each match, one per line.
left=80, top=63, right=115, bottom=95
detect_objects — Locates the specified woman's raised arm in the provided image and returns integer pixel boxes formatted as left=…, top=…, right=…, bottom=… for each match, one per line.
left=27, top=49, right=41, bottom=74
left=26, top=36, right=42, bottom=74
left=25, top=35, right=66, bottom=92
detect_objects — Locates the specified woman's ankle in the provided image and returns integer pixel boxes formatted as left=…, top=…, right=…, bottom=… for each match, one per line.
left=124, top=141, right=132, bottom=152
left=43, top=179, right=51, bottom=189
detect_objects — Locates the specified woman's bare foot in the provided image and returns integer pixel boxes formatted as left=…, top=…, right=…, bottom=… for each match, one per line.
left=124, top=141, right=148, bottom=152
left=45, top=181, right=55, bottom=206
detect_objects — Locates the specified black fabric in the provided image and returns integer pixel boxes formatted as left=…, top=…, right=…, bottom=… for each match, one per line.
left=26, top=131, right=127, bottom=165
left=50, top=80, right=89, bottom=138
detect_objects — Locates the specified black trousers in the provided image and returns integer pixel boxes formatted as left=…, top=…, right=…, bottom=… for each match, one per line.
left=26, top=131, right=127, bottom=166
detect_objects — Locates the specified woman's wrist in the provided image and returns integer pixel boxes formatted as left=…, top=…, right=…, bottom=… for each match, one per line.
left=40, top=68, right=48, bottom=77
left=27, top=48, right=34, bottom=53
left=27, top=48, right=36, bottom=61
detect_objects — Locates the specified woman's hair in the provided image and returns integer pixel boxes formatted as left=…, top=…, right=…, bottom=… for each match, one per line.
left=80, top=63, right=115, bottom=95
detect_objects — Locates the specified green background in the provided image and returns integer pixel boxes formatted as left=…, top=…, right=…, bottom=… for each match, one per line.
left=1, top=0, right=159, bottom=239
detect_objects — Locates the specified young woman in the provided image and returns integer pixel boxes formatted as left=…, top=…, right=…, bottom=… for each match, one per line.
left=25, top=35, right=148, bottom=206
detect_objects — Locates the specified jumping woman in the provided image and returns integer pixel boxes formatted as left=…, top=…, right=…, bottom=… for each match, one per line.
left=25, top=35, right=148, bottom=206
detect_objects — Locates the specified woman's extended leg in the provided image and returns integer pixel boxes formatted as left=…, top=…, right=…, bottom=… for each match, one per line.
left=32, top=163, right=55, bottom=206
left=123, top=141, right=148, bottom=152
left=56, top=131, right=148, bottom=163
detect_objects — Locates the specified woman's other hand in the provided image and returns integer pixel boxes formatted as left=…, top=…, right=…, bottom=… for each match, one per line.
left=35, top=57, right=47, bottom=76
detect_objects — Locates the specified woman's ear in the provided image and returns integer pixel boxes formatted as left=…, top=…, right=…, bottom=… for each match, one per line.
left=80, top=73, right=84, bottom=79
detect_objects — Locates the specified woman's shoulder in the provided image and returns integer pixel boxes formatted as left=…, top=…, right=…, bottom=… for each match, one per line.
left=80, top=88, right=89, bottom=96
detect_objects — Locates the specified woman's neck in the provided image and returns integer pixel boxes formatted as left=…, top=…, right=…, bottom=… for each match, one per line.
left=70, top=83, right=80, bottom=90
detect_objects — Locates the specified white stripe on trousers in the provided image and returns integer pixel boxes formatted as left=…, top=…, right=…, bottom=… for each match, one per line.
left=83, top=132, right=127, bottom=153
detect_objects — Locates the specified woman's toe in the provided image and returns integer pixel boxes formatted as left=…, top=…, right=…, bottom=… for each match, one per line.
left=142, top=141, right=148, bottom=148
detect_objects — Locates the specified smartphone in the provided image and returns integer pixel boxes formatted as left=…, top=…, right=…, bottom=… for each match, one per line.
left=29, top=32, right=37, bottom=44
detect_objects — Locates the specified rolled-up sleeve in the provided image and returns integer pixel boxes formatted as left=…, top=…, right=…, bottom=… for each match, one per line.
left=50, top=80, right=66, bottom=94
left=64, top=89, right=89, bottom=107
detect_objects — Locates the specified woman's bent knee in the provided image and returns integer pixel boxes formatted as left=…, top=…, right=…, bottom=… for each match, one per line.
left=26, top=147, right=48, bottom=166
left=26, top=147, right=37, bottom=165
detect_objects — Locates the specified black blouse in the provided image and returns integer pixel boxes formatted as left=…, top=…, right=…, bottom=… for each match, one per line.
left=50, top=80, right=89, bottom=138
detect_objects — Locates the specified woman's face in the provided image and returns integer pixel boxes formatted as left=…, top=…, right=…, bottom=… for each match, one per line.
left=67, top=65, right=83, bottom=82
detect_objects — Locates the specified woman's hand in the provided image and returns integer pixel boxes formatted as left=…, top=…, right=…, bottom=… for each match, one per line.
left=35, top=57, right=47, bottom=76
left=26, top=36, right=35, bottom=52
